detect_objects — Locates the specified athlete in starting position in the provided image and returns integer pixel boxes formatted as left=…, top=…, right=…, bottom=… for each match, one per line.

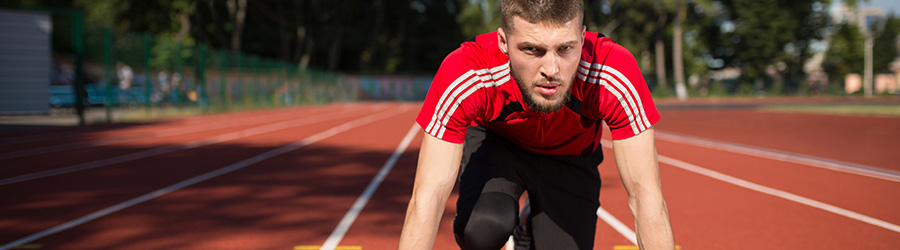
left=399, top=0, right=674, bottom=249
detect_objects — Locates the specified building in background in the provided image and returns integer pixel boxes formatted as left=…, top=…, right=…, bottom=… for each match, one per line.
left=0, top=9, right=52, bottom=115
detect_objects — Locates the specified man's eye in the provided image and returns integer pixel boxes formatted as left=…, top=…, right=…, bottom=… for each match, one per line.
left=560, top=46, right=572, bottom=51
left=523, top=47, right=536, bottom=52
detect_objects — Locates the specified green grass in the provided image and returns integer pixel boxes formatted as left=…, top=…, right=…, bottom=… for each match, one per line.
left=114, top=106, right=207, bottom=122
left=761, top=104, right=900, bottom=117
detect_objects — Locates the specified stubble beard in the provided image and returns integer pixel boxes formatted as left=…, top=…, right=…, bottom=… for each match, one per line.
left=512, top=72, right=572, bottom=113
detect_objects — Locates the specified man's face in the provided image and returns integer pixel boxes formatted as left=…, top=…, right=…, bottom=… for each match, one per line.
left=499, top=16, right=585, bottom=113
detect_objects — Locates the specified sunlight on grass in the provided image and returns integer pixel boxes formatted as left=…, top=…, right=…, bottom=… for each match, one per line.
left=761, top=104, right=900, bottom=117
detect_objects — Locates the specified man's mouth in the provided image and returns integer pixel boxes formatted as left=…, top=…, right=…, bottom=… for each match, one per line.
left=536, top=82, right=560, bottom=96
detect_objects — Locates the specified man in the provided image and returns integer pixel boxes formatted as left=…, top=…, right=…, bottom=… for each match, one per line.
left=399, top=0, right=674, bottom=249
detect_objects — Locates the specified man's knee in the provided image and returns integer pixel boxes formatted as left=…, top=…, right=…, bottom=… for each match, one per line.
left=454, top=192, right=518, bottom=250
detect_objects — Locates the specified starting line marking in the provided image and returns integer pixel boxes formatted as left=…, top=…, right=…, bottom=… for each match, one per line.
left=319, top=124, right=420, bottom=250
left=0, top=107, right=409, bottom=250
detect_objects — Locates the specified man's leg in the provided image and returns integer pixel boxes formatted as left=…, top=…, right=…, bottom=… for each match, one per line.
left=487, top=139, right=603, bottom=250
left=454, top=126, right=526, bottom=250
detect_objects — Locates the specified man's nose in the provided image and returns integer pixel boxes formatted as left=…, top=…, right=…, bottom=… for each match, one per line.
left=539, top=54, right=561, bottom=79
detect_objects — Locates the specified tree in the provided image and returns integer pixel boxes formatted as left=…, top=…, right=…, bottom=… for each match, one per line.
left=873, top=15, right=900, bottom=74
left=226, top=0, right=247, bottom=53
left=457, top=0, right=500, bottom=39
left=585, top=0, right=662, bottom=89
left=823, top=22, right=865, bottom=78
left=710, top=0, right=829, bottom=94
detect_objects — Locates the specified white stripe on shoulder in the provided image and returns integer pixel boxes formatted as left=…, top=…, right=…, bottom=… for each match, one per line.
left=577, top=69, right=640, bottom=135
left=432, top=68, right=490, bottom=134
left=578, top=60, right=650, bottom=134
left=602, top=66, right=652, bottom=129
left=429, top=63, right=510, bottom=139
left=578, top=62, right=643, bottom=133
left=437, top=70, right=510, bottom=138
left=426, top=69, right=476, bottom=134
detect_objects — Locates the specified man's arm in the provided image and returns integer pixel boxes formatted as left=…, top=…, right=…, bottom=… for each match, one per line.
left=398, top=132, right=464, bottom=249
left=612, top=127, right=675, bottom=249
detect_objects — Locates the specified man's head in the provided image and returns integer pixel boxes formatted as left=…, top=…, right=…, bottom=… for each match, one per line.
left=498, top=0, right=585, bottom=113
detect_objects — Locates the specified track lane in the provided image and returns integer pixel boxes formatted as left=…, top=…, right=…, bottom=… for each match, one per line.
left=654, top=139, right=900, bottom=228
left=0, top=105, right=333, bottom=148
left=332, top=130, right=463, bottom=250
left=655, top=109, right=900, bottom=171
left=0, top=105, right=346, bottom=160
left=0, top=104, right=401, bottom=245
left=597, top=146, right=900, bottom=249
left=5, top=103, right=899, bottom=249
left=2, top=103, right=421, bottom=250
left=0, top=105, right=379, bottom=181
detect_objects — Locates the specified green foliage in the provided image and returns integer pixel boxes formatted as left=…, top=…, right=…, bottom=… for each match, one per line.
left=457, top=0, right=500, bottom=39
left=150, top=36, right=196, bottom=70
left=823, top=22, right=865, bottom=77
left=874, top=14, right=900, bottom=74
left=72, top=0, right=192, bottom=35
left=3, top=0, right=895, bottom=97
left=701, top=0, right=829, bottom=95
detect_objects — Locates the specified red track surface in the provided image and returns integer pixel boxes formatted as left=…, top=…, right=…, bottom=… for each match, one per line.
left=2, top=101, right=899, bottom=249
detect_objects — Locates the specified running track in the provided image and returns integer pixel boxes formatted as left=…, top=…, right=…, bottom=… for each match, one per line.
left=1, top=102, right=899, bottom=249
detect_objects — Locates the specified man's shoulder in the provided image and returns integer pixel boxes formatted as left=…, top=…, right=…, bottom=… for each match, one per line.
left=582, top=32, right=632, bottom=60
left=438, top=32, right=508, bottom=76
left=449, top=31, right=504, bottom=63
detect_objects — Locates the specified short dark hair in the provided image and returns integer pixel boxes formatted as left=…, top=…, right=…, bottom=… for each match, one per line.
left=500, top=0, right=584, bottom=33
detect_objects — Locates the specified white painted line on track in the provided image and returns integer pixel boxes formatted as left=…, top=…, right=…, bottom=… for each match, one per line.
left=0, top=105, right=386, bottom=186
left=656, top=154, right=900, bottom=234
left=597, top=139, right=900, bottom=244
left=320, top=123, right=420, bottom=250
left=0, top=105, right=411, bottom=250
left=0, top=111, right=282, bottom=146
left=597, top=207, right=638, bottom=244
left=0, top=106, right=348, bottom=160
left=655, top=131, right=900, bottom=183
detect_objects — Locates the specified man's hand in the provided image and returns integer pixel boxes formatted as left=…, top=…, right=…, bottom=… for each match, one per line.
left=398, top=133, right=464, bottom=249
left=612, top=127, right=675, bottom=249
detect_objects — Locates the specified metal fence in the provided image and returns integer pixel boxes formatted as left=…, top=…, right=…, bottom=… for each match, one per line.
left=24, top=7, right=430, bottom=124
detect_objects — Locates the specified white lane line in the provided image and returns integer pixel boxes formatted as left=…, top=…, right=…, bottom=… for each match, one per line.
left=596, top=139, right=900, bottom=244
left=593, top=140, right=642, bottom=244
left=0, top=106, right=385, bottom=186
left=320, top=123, right=420, bottom=250
left=0, top=105, right=411, bottom=250
left=655, top=131, right=900, bottom=183
left=0, top=106, right=333, bottom=147
left=597, top=207, right=638, bottom=244
left=657, top=154, right=900, bottom=234
left=0, top=106, right=347, bottom=160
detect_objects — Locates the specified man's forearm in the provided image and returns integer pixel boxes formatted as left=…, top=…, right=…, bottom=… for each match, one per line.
left=399, top=186, right=453, bottom=249
left=613, top=128, right=674, bottom=249
left=399, top=133, right=463, bottom=249
left=632, top=194, right=674, bottom=249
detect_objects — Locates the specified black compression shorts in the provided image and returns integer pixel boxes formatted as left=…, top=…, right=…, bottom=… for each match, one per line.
left=454, top=126, right=604, bottom=250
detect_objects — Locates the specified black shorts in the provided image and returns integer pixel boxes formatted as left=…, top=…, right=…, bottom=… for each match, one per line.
left=454, top=126, right=604, bottom=250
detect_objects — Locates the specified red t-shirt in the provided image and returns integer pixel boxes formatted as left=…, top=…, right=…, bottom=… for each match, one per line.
left=416, top=31, right=660, bottom=156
